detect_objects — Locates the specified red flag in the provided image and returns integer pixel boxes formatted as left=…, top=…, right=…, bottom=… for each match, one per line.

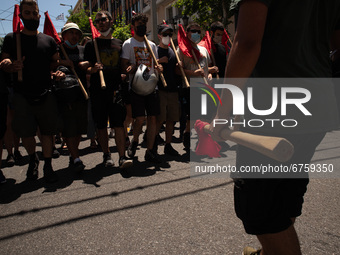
left=130, top=11, right=137, bottom=37
left=222, top=29, right=231, bottom=53
left=13, top=4, right=23, bottom=34
left=89, top=17, right=101, bottom=39
left=177, top=24, right=200, bottom=60
left=198, top=31, right=212, bottom=56
left=43, top=11, right=62, bottom=44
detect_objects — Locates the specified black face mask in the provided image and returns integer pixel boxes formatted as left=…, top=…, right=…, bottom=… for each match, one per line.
left=22, top=18, right=40, bottom=31
left=136, top=25, right=147, bottom=37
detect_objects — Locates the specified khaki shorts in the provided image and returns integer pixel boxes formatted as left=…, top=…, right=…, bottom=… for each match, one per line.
left=12, top=92, right=60, bottom=137
left=157, top=90, right=180, bottom=122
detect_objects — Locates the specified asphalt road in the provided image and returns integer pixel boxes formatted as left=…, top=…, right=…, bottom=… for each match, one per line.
left=0, top=126, right=339, bottom=255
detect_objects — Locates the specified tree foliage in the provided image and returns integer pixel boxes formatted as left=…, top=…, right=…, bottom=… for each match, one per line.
left=112, top=15, right=132, bottom=42
left=174, top=0, right=232, bottom=30
left=67, top=8, right=97, bottom=35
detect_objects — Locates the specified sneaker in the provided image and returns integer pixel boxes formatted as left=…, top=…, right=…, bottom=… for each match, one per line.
left=52, top=146, right=60, bottom=159
left=73, top=160, right=85, bottom=173
left=164, top=143, right=180, bottom=156
left=0, top=170, right=6, bottom=184
left=242, top=247, right=262, bottom=255
left=26, top=154, right=39, bottom=181
left=144, top=150, right=162, bottom=164
left=103, top=153, right=114, bottom=167
left=183, top=132, right=191, bottom=151
left=68, top=156, right=74, bottom=168
left=6, top=154, right=15, bottom=167
left=119, top=156, right=133, bottom=169
left=43, top=164, right=58, bottom=183
left=127, top=139, right=138, bottom=158
left=14, top=150, right=23, bottom=161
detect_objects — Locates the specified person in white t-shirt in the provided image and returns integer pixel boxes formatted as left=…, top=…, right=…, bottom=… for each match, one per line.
left=121, top=13, right=163, bottom=163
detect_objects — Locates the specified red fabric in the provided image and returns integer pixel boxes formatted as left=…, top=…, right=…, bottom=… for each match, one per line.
left=195, top=120, right=221, bottom=158
left=177, top=24, right=200, bottom=60
left=89, top=17, right=101, bottom=39
left=198, top=31, right=212, bottom=56
left=13, top=4, right=23, bottom=34
left=222, top=29, right=231, bottom=54
left=212, top=29, right=231, bottom=55
left=43, top=11, right=62, bottom=44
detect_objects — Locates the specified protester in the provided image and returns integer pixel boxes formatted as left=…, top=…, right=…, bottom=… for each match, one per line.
left=55, top=22, right=88, bottom=172
left=210, top=21, right=227, bottom=78
left=84, top=11, right=132, bottom=168
left=210, top=1, right=340, bottom=254
left=1, top=0, right=62, bottom=183
left=156, top=24, right=181, bottom=156
left=178, top=22, right=218, bottom=151
left=121, top=12, right=163, bottom=163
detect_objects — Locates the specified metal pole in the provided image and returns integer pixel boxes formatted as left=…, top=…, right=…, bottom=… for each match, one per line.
left=89, top=0, right=92, bottom=16
left=108, top=0, right=112, bottom=14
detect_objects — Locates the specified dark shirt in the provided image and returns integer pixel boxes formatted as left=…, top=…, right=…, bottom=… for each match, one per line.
left=213, top=43, right=227, bottom=78
left=84, top=38, right=122, bottom=94
left=2, top=32, right=57, bottom=98
left=157, top=46, right=179, bottom=92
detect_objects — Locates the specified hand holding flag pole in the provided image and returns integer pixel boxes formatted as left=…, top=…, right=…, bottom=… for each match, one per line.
left=13, top=5, right=23, bottom=82
left=89, top=17, right=106, bottom=89
left=143, top=35, right=167, bottom=87
left=44, top=11, right=88, bottom=100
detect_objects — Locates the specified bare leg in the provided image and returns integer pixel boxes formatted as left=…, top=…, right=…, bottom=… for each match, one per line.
left=146, top=116, right=157, bottom=151
left=65, top=136, right=81, bottom=160
left=41, top=135, right=53, bottom=158
left=22, top=136, right=36, bottom=155
left=165, top=120, right=175, bottom=144
left=132, top=116, right=145, bottom=143
left=97, top=128, right=109, bottom=154
left=114, top=127, right=125, bottom=157
left=257, top=221, right=301, bottom=255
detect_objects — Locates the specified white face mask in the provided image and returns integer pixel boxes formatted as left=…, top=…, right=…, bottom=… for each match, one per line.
left=161, top=36, right=170, bottom=46
left=100, top=28, right=111, bottom=37
left=213, top=35, right=222, bottom=44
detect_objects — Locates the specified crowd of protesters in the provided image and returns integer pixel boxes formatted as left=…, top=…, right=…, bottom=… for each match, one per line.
left=0, top=0, right=225, bottom=184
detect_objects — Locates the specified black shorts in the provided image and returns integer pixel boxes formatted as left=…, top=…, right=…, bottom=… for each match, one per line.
left=91, top=92, right=126, bottom=129
left=0, top=94, right=8, bottom=140
left=130, top=90, right=160, bottom=118
left=234, top=131, right=326, bottom=235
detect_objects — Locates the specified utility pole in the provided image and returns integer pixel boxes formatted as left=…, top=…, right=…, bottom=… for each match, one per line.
left=108, top=0, right=112, bottom=14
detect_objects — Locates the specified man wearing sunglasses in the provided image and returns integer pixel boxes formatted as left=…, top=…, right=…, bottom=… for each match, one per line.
left=84, top=11, right=132, bottom=169
left=177, top=22, right=219, bottom=151
left=155, top=24, right=181, bottom=156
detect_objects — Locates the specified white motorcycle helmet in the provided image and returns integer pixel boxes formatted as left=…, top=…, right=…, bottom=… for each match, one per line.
left=132, top=64, right=159, bottom=96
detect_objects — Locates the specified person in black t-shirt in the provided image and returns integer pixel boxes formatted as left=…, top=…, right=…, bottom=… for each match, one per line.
left=156, top=24, right=181, bottom=156
left=84, top=11, right=132, bottom=169
left=55, top=22, right=89, bottom=173
left=1, top=0, right=61, bottom=183
left=210, top=21, right=228, bottom=79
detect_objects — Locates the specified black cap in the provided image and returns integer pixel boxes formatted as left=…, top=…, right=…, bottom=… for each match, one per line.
left=158, top=24, right=173, bottom=34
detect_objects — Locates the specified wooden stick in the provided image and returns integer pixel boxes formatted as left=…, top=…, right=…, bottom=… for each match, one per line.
left=170, top=38, right=190, bottom=88
left=60, top=44, right=89, bottom=100
left=191, top=49, right=209, bottom=85
left=93, top=38, right=106, bottom=89
left=143, top=35, right=167, bottom=87
left=16, top=31, right=22, bottom=82
left=203, top=124, right=294, bottom=162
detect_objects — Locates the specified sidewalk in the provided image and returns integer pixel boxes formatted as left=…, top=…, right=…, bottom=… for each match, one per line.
left=0, top=128, right=339, bottom=254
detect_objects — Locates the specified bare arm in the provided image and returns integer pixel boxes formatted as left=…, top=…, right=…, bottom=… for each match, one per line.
left=211, top=0, right=268, bottom=137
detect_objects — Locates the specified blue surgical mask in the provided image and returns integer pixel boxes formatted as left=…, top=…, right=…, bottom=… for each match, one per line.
left=191, top=33, right=201, bottom=44
left=65, top=40, right=78, bottom=48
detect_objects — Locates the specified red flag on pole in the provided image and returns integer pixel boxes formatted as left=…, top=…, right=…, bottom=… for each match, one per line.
left=222, top=29, right=231, bottom=53
left=198, top=31, right=212, bottom=56
left=89, top=17, right=101, bottom=39
left=177, top=24, right=200, bottom=60
left=43, top=11, right=62, bottom=44
left=13, top=4, right=23, bottom=33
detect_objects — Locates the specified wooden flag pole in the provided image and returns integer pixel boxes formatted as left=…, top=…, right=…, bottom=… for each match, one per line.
left=60, top=44, right=89, bottom=100
left=191, top=49, right=209, bottom=85
left=93, top=38, right=106, bottom=89
left=144, top=35, right=167, bottom=87
left=170, top=38, right=190, bottom=88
